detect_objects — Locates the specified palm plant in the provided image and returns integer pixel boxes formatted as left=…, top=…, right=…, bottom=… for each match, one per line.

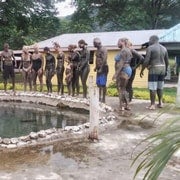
left=132, top=118, right=180, bottom=180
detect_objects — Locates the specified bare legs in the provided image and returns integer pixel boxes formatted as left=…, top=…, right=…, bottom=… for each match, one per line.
left=99, top=86, right=106, bottom=103
left=32, top=69, right=43, bottom=92
left=148, top=89, right=163, bottom=110
left=80, top=65, right=90, bottom=98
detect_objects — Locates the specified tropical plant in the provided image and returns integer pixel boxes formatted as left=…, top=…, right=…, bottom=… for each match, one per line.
left=131, top=118, right=180, bottom=180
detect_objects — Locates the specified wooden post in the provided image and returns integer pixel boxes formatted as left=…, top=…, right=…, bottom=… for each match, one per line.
left=176, top=72, right=180, bottom=108
left=88, top=76, right=99, bottom=141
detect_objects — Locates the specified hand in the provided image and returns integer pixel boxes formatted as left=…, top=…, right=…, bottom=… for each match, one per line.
left=140, top=71, right=144, bottom=78
left=112, top=74, right=116, bottom=81
left=165, top=71, right=167, bottom=77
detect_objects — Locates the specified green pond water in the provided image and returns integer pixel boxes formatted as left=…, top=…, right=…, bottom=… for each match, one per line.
left=0, top=102, right=88, bottom=138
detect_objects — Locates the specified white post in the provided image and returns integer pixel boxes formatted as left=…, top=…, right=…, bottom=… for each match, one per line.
left=176, top=72, right=180, bottom=108
left=88, top=76, right=99, bottom=140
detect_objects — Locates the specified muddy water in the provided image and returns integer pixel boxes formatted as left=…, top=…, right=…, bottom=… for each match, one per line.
left=0, top=102, right=89, bottom=138
left=0, top=139, right=91, bottom=179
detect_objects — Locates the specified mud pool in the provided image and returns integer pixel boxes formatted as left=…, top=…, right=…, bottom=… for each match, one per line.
left=0, top=102, right=88, bottom=138
left=0, top=92, right=179, bottom=180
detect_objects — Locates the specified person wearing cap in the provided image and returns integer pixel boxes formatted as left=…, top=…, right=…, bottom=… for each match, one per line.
left=44, top=47, right=56, bottom=94
left=67, top=44, right=80, bottom=96
left=1, top=43, right=17, bottom=94
left=31, top=44, right=44, bottom=92
left=78, top=39, right=90, bottom=98
left=140, top=35, right=169, bottom=110
left=54, top=42, right=65, bottom=95
left=19, top=46, right=32, bottom=91
left=93, top=38, right=109, bottom=103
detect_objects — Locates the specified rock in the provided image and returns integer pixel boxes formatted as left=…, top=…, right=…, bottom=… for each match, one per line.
left=7, top=144, right=17, bottom=149
left=20, top=136, right=30, bottom=142
left=17, top=141, right=27, bottom=147
left=11, top=138, right=19, bottom=144
left=64, top=126, right=81, bottom=132
left=38, top=130, right=46, bottom=138
left=30, top=132, right=38, bottom=139
left=45, top=129, right=54, bottom=135
left=0, top=144, right=7, bottom=148
left=30, top=140, right=37, bottom=145
left=84, top=123, right=90, bottom=128
left=3, top=138, right=11, bottom=145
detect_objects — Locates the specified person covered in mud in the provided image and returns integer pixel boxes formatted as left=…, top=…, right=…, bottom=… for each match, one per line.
left=19, top=46, right=32, bottom=92
left=44, top=47, right=56, bottom=94
left=140, top=35, right=169, bottom=110
left=67, top=44, right=80, bottom=97
left=31, top=44, right=44, bottom=92
left=78, top=39, right=90, bottom=98
left=126, top=40, right=144, bottom=102
left=113, top=38, right=132, bottom=111
left=93, top=38, right=109, bottom=103
left=54, top=42, right=65, bottom=95
left=65, top=59, right=73, bottom=96
left=0, top=43, right=17, bottom=94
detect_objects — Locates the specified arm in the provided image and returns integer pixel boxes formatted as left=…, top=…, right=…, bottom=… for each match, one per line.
left=164, top=50, right=169, bottom=75
left=79, top=49, right=90, bottom=71
left=131, top=49, right=144, bottom=69
left=19, top=55, right=23, bottom=71
left=140, top=48, right=151, bottom=78
left=99, top=47, right=107, bottom=73
left=40, top=53, right=44, bottom=70
left=52, top=55, right=56, bottom=70
left=1, top=53, right=3, bottom=71
left=11, top=50, right=17, bottom=67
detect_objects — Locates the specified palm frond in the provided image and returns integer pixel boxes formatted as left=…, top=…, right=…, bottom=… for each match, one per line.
left=132, top=118, right=180, bottom=180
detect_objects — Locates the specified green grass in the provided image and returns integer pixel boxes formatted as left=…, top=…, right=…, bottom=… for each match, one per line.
left=107, top=86, right=177, bottom=103
left=0, top=82, right=177, bottom=103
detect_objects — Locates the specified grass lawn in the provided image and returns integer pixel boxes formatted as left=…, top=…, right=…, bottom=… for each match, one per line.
left=107, top=87, right=177, bottom=103
left=0, top=83, right=177, bottom=103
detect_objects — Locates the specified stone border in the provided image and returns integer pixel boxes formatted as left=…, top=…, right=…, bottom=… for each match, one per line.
left=0, top=91, right=117, bottom=149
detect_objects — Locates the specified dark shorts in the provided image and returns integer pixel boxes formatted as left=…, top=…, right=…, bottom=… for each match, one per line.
left=96, top=74, right=107, bottom=86
left=3, top=65, right=15, bottom=80
left=148, top=66, right=165, bottom=90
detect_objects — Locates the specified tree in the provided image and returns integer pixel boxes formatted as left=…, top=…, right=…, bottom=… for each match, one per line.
left=71, top=0, right=180, bottom=31
left=0, top=0, right=64, bottom=49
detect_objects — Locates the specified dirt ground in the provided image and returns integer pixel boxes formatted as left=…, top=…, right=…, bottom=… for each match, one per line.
left=0, top=96, right=179, bottom=180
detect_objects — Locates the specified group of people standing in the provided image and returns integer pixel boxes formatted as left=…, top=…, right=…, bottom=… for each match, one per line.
left=0, top=40, right=91, bottom=98
left=0, top=34, right=169, bottom=111
left=113, top=35, right=169, bottom=111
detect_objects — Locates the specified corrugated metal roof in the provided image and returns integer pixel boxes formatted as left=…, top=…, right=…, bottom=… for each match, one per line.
left=159, top=23, right=180, bottom=42
left=32, top=29, right=166, bottom=49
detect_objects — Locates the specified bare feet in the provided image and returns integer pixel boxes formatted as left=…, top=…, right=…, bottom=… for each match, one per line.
left=146, top=105, right=155, bottom=110
left=157, top=104, right=163, bottom=108
left=125, top=106, right=131, bottom=111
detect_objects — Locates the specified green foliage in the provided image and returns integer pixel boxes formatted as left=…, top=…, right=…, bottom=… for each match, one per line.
left=72, top=0, right=180, bottom=31
left=132, top=118, right=180, bottom=180
left=0, top=0, right=62, bottom=49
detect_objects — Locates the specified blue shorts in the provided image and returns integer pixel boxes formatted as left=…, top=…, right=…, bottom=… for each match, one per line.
left=122, top=66, right=132, bottom=77
left=96, top=74, right=107, bottom=86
